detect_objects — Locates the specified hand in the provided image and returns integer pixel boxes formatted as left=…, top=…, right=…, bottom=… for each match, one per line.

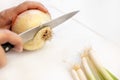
left=0, top=1, right=49, bottom=68
left=0, top=1, right=49, bottom=29
left=0, top=29, right=23, bottom=68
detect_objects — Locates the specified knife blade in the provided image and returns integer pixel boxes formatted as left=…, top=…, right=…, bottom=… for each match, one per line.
left=2, top=10, right=79, bottom=52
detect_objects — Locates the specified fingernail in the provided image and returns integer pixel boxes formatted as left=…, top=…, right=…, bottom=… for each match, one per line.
left=18, top=47, right=23, bottom=52
left=40, top=6, right=49, bottom=13
left=14, top=46, right=23, bottom=52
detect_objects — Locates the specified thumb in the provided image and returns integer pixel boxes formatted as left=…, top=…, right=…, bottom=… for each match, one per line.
left=0, top=29, right=23, bottom=68
left=0, top=46, right=7, bottom=68
left=0, top=29, right=23, bottom=52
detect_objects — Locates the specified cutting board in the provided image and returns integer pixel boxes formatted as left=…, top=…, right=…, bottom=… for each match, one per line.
left=0, top=0, right=120, bottom=80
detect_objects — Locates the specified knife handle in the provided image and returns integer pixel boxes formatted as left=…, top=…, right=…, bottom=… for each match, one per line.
left=1, top=42, right=14, bottom=52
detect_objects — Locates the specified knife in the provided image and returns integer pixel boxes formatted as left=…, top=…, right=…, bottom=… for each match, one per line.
left=2, top=10, right=79, bottom=52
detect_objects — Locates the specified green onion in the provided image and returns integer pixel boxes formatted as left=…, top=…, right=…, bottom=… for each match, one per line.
left=71, top=69, right=80, bottom=80
left=73, top=64, right=87, bottom=80
left=105, top=69, right=118, bottom=80
left=81, top=57, right=96, bottom=80
left=87, top=48, right=118, bottom=80
left=71, top=48, right=118, bottom=80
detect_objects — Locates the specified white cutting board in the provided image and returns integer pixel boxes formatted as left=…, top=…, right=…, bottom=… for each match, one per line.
left=46, top=0, right=120, bottom=47
left=0, top=0, right=120, bottom=80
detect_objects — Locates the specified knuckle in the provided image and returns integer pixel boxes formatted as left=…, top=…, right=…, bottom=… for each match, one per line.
left=2, top=30, right=11, bottom=39
left=0, top=30, right=8, bottom=43
left=23, top=1, right=33, bottom=5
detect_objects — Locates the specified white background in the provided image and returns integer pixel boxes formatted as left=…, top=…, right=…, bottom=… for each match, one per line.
left=0, top=0, right=120, bottom=80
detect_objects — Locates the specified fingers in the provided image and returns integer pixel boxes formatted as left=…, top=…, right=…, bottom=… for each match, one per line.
left=0, top=7, right=17, bottom=29
left=0, top=46, right=7, bottom=68
left=15, top=1, right=49, bottom=15
left=0, top=29, right=23, bottom=68
left=0, top=1, right=49, bottom=29
left=0, top=29, right=23, bottom=52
